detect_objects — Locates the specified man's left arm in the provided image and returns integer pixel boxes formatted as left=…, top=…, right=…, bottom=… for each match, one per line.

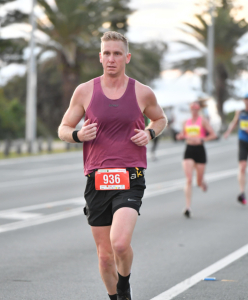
left=131, top=87, right=167, bottom=146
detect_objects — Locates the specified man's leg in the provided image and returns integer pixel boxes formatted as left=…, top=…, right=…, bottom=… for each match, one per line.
left=110, top=207, right=138, bottom=276
left=238, top=160, right=247, bottom=193
left=91, top=226, right=118, bottom=296
left=110, top=207, right=138, bottom=298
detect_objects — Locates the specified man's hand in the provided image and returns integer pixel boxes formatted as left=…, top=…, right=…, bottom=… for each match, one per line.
left=131, top=129, right=151, bottom=146
left=77, top=119, right=97, bottom=142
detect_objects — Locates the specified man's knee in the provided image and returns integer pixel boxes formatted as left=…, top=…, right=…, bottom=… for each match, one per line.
left=111, top=239, right=130, bottom=257
left=98, top=251, right=115, bottom=270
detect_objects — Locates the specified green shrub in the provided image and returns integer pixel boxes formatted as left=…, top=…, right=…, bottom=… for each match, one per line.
left=0, top=89, right=25, bottom=139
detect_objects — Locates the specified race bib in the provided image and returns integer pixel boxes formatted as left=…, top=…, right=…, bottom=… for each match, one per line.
left=185, top=125, right=200, bottom=137
left=240, top=120, right=248, bottom=130
left=95, top=169, right=130, bottom=190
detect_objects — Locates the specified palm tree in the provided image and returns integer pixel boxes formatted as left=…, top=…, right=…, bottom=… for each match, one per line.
left=0, top=1, right=28, bottom=68
left=36, top=0, right=165, bottom=113
left=1, top=0, right=166, bottom=135
left=172, top=0, right=248, bottom=121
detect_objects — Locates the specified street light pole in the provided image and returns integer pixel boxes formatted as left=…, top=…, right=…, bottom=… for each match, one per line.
left=0, top=4, right=3, bottom=86
left=25, top=0, right=37, bottom=151
left=206, top=0, right=215, bottom=96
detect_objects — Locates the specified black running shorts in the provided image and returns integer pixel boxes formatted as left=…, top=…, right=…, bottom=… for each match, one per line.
left=239, top=139, right=248, bottom=161
left=84, top=168, right=146, bottom=226
left=184, top=144, right=207, bottom=164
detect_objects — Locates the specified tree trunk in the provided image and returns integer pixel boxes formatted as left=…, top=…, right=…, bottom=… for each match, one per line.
left=60, top=53, right=80, bottom=114
left=61, top=67, right=80, bottom=114
left=215, top=63, right=228, bottom=123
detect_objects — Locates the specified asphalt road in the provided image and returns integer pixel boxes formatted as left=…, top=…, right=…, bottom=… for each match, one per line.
left=0, top=136, right=247, bottom=300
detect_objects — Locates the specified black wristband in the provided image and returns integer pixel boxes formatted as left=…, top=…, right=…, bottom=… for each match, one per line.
left=72, top=130, right=83, bottom=143
left=148, top=128, right=156, bottom=140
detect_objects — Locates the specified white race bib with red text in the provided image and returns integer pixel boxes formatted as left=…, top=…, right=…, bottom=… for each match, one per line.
left=95, top=169, right=130, bottom=190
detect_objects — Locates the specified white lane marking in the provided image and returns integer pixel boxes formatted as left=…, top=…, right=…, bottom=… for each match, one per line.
left=0, top=212, right=42, bottom=220
left=18, top=164, right=82, bottom=176
left=0, top=173, right=83, bottom=189
left=0, top=151, right=82, bottom=166
left=147, top=141, right=235, bottom=160
left=150, top=243, right=248, bottom=300
left=0, top=197, right=84, bottom=214
left=0, top=139, right=234, bottom=167
left=148, top=144, right=236, bottom=169
left=144, top=168, right=238, bottom=198
left=0, top=167, right=239, bottom=233
left=207, top=145, right=236, bottom=156
left=0, top=146, right=184, bottom=177
left=0, top=143, right=236, bottom=189
left=0, top=207, right=83, bottom=233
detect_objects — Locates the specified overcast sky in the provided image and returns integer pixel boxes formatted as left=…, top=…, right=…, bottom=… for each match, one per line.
left=1, top=0, right=248, bottom=106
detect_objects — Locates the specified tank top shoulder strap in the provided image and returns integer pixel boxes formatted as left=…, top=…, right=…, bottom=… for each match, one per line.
left=94, top=76, right=101, bottom=86
left=92, top=77, right=102, bottom=99
left=126, top=77, right=135, bottom=96
left=129, top=77, right=135, bottom=85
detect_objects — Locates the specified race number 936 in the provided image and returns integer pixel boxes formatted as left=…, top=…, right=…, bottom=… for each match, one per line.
left=103, top=174, right=120, bottom=184
left=95, top=169, right=130, bottom=190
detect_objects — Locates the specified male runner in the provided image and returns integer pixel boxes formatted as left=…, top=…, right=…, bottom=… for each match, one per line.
left=224, top=93, right=248, bottom=205
left=58, top=31, right=167, bottom=300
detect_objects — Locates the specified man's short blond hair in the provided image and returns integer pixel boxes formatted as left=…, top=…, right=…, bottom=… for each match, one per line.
left=101, top=31, right=129, bottom=53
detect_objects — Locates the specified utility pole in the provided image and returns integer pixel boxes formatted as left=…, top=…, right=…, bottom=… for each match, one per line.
left=0, top=4, right=3, bottom=86
left=25, top=0, right=37, bottom=152
left=206, top=0, right=215, bottom=96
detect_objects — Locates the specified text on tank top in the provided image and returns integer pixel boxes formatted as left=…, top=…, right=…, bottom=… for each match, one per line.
left=185, top=116, right=206, bottom=138
left=238, top=110, right=248, bottom=142
left=83, top=77, right=147, bottom=175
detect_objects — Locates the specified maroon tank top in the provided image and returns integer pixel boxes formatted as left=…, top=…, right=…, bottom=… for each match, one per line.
left=83, top=76, right=147, bottom=175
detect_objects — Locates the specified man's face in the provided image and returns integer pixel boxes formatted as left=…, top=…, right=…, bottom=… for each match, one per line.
left=99, top=41, right=131, bottom=76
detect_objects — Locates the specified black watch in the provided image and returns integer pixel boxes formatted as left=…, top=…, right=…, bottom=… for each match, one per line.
left=72, top=130, right=83, bottom=143
left=147, top=129, right=155, bottom=140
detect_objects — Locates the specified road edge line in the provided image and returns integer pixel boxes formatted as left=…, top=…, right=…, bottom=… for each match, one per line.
left=150, top=243, right=248, bottom=300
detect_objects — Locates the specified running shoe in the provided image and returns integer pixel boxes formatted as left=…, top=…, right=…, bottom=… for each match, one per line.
left=117, top=285, right=132, bottom=300
left=237, top=193, right=247, bottom=205
left=183, top=209, right=191, bottom=218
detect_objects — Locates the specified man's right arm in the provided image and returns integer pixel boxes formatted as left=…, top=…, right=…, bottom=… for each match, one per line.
left=58, top=81, right=97, bottom=143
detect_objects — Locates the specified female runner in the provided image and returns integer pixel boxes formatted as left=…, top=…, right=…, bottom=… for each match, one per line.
left=176, top=101, right=217, bottom=218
